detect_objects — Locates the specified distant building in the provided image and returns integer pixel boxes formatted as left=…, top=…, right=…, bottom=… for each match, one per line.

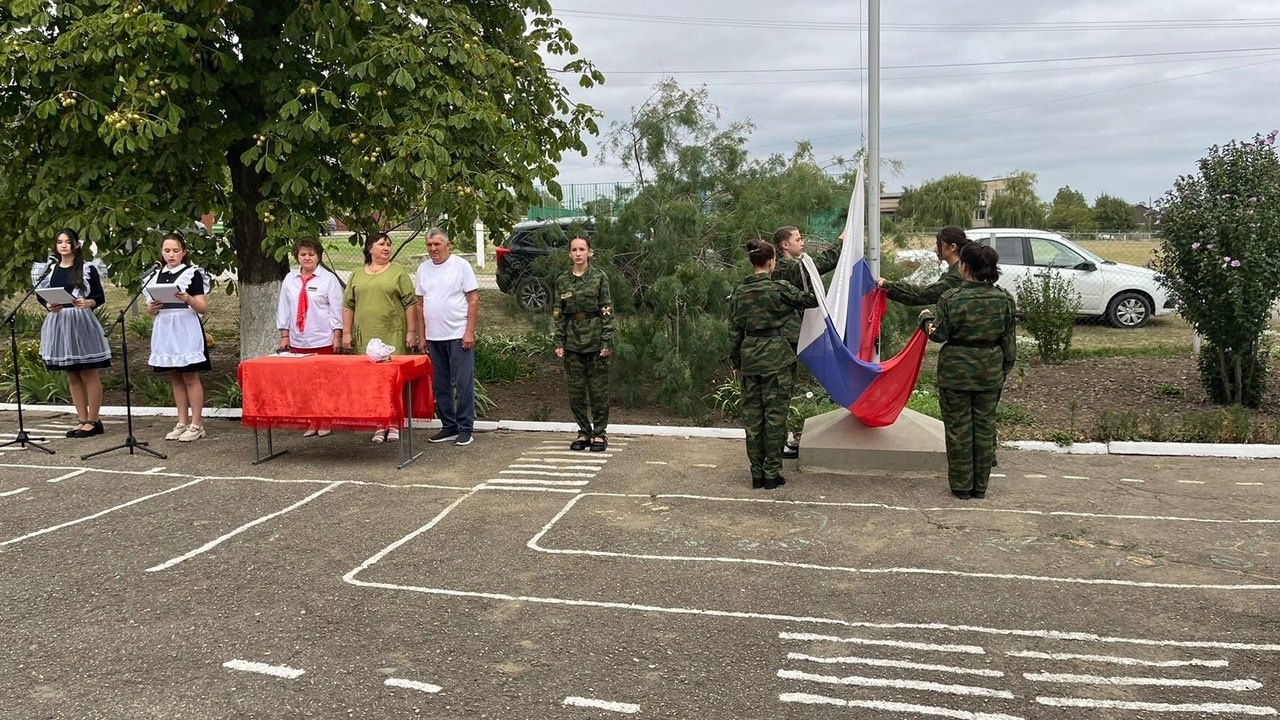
left=880, top=177, right=1010, bottom=228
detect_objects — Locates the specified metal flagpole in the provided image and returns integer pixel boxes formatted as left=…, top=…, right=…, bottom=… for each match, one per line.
left=867, top=0, right=881, bottom=362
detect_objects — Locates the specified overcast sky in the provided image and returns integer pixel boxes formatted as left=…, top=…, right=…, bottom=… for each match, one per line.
left=546, top=1, right=1279, bottom=205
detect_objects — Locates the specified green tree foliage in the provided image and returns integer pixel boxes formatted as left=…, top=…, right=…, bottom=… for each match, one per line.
left=896, top=173, right=982, bottom=228
left=988, top=171, right=1045, bottom=227
left=0, top=1, right=601, bottom=357
left=1154, top=130, right=1280, bottom=407
left=1046, top=185, right=1096, bottom=231
left=1014, top=272, right=1080, bottom=364
left=1092, top=193, right=1138, bottom=232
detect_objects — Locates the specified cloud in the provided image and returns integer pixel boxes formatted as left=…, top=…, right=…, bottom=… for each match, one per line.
left=549, top=0, right=1280, bottom=203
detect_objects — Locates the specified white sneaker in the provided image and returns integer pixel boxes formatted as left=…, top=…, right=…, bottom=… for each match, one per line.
left=177, top=425, right=206, bottom=442
left=371, top=429, right=387, bottom=444
left=164, top=423, right=188, bottom=441
left=385, top=428, right=400, bottom=442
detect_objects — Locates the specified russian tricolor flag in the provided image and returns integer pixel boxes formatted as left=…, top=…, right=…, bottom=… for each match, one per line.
left=796, top=163, right=928, bottom=427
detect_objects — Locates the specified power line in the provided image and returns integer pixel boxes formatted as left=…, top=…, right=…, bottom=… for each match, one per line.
left=556, top=8, right=1280, bottom=33
left=575, top=45, right=1280, bottom=75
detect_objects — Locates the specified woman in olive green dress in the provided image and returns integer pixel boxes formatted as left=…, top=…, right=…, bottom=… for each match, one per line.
left=341, top=232, right=419, bottom=442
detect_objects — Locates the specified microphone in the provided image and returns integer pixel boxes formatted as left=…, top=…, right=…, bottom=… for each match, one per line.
left=46, top=255, right=58, bottom=265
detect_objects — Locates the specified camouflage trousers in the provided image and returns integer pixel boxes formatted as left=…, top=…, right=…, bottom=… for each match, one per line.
left=938, top=387, right=1000, bottom=494
left=741, top=365, right=795, bottom=481
left=564, top=351, right=609, bottom=436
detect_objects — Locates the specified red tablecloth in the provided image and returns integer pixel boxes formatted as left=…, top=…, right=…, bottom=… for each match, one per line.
left=238, top=355, right=433, bottom=431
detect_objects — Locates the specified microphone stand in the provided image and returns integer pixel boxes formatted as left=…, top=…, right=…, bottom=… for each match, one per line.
left=1, top=260, right=58, bottom=454
left=82, top=264, right=166, bottom=460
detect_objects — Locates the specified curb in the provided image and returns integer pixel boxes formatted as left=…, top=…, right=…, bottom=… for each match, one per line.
left=6, top=404, right=1278, bottom=458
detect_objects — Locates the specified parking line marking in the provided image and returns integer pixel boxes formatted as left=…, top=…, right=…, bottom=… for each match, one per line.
left=1024, top=672, right=1261, bottom=691
left=517, top=456, right=608, bottom=464
left=1007, top=650, right=1227, bottom=668
left=778, top=669, right=1015, bottom=699
left=384, top=677, right=442, bottom=694
left=486, top=478, right=591, bottom=487
left=1024, top=474, right=1047, bottom=479
left=1035, top=696, right=1276, bottom=715
left=0, top=487, right=29, bottom=497
left=1063, top=475, right=1088, bottom=480
left=692, top=463, right=717, bottom=468
left=222, top=659, right=305, bottom=679
left=1237, top=482, right=1264, bottom=486
left=498, top=469, right=596, bottom=478
left=781, top=631, right=985, bottom=655
left=146, top=483, right=340, bottom=572
left=788, top=652, right=1004, bottom=677
left=990, top=473, right=1006, bottom=478
left=562, top=696, right=639, bottom=714
left=47, top=469, right=88, bottom=484
left=527, top=450, right=613, bottom=458
left=780, top=692, right=1024, bottom=720
left=1178, top=480, right=1206, bottom=485
left=1120, top=478, right=1145, bottom=483
left=0, top=478, right=204, bottom=547
left=646, top=461, right=668, bottom=465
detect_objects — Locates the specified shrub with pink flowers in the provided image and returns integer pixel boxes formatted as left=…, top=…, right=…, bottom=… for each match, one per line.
left=1154, top=130, right=1280, bottom=407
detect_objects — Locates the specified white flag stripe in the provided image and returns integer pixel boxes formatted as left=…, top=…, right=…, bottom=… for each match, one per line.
left=1035, top=696, right=1277, bottom=715
left=1024, top=672, right=1262, bottom=691
left=778, top=669, right=1014, bottom=699
left=562, top=696, right=639, bottom=714
left=1007, top=650, right=1228, bottom=668
left=498, top=469, right=596, bottom=478
left=779, top=692, right=1025, bottom=720
left=787, top=652, right=1003, bottom=677
left=222, top=659, right=305, bottom=679
left=384, top=678, right=442, bottom=693
left=780, top=631, right=985, bottom=655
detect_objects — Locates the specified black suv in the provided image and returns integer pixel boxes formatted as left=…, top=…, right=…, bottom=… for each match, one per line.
left=495, top=217, right=594, bottom=311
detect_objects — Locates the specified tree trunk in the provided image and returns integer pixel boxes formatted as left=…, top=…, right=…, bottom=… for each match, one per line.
left=228, top=142, right=288, bottom=361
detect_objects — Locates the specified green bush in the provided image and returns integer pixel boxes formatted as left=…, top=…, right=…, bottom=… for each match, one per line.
left=1015, top=271, right=1080, bottom=364
left=0, top=339, right=70, bottom=403
left=1155, top=130, right=1280, bottom=407
left=207, top=380, right=242, bottom=409
left=474, top=334, right=539, bottom=384
left=1092, top=410, right=1140, bottom=441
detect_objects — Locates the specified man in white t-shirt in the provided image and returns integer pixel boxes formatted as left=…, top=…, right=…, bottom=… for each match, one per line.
left=414, top=228, right=480, bottom=446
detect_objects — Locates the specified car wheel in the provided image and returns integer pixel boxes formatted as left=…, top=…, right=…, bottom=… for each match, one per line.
left=1107, top=291, right=1152, bottom=328
left=516, top=276, right=550, bottom=312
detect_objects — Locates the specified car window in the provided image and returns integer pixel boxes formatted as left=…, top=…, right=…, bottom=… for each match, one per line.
left=993, top=236, right=1025, bottom=265
left=1029, top=237, right=1085, bottom=268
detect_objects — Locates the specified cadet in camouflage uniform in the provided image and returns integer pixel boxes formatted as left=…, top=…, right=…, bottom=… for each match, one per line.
left=732, top=239, right=818, bottom=489
left=879, top=226, right=1001, bottom=467
left=553, top=235, right=614, bottom=452
left=920, top=243, right=1016, bottom=500
left=770, top=226, right=844, bottom=458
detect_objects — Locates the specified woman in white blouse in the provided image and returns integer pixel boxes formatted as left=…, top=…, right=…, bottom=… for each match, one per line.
left=275, top=237, right=344, bottom=435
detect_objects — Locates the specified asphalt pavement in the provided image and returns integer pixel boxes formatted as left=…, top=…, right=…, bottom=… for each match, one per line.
left=2, top=410, right=1278, bottom=719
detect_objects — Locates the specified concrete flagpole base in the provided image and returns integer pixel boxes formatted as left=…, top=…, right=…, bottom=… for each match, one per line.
left=798, top=407, right=947, bottom=476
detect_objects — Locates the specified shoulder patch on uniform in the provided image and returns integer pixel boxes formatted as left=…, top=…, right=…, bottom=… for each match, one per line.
left=561, top=291, right=573, bottom=299
left=601, top=306, right=612, bottom=317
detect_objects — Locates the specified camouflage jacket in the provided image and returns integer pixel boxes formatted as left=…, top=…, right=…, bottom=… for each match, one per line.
left=927, top=281, right=1017, bottom=391
left=552, top=265, right=614, bottom=353
left=730, top=274, right=818, bottom=375
left=771, top=243, right=841, bottom=345
left=884, top=264, right=962, bottom=306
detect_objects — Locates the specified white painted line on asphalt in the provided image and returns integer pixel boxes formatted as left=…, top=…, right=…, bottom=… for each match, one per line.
left=692, top=463, right=717, bottom=468
left=0, top=487, right=29, bottom=497
left=1062, top=475, right=1089, bottom=480
left=1178, top=480, right=1206, bottom=485
left=0, top=461, right=473, bottom=491
left=146, top=483, right=341, bottom=572
left=645, top=461, right=668, bottom=465
left=47, top=469, right=88, bottom=483
left=498, top=469, right=596, bottom=478
left=0, top=479, right=204, bottom=547
left=476, top=484, right=581, bottom=494
left=1238, top=482, right=1264, bottom=486
left=222, top=659, right=305, bottom=679
left=1007, top=650, right=1228, bottom=668
left=539, top=440, right=628, bottom=447
left=526, top=493, right=1280, bottom=589
left=778, top=668, right=1015, bottom=698
left=486, top=478, right=591, bottom=487
left=1024, top=474, right=1047, bottom=479
left=780, top=631, right=985, bottom=655
left=990, top=473, right=1006, bottom=478
left=787, top=652, right=1003, bottom=677
left=526, top=449, right=613, bottom=458
left=507, top=464, right=601, bottom=472
left=384, top=677, right=442, bottom=694
left=779, top=692, right=1024, bottom=720
left=145, top=467, right=166, bottom=473
left=1024, top=672, right=1261, bottom=691
left=1120, top=478, right=1145, bottom=483
left=1035, top=696, right=1277, bottom=715
left=562, top=696, right=639, bottom=714
left=517, top=456, right=608, bottom=464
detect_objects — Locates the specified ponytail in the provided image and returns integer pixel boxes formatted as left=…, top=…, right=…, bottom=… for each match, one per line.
left=746, top=238, right=775, bottom=268
left=959, top=243, right=1001, bottom=283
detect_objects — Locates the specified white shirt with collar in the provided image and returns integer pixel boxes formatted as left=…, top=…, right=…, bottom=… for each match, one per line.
left=276, top=265, right=343, bottom=348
